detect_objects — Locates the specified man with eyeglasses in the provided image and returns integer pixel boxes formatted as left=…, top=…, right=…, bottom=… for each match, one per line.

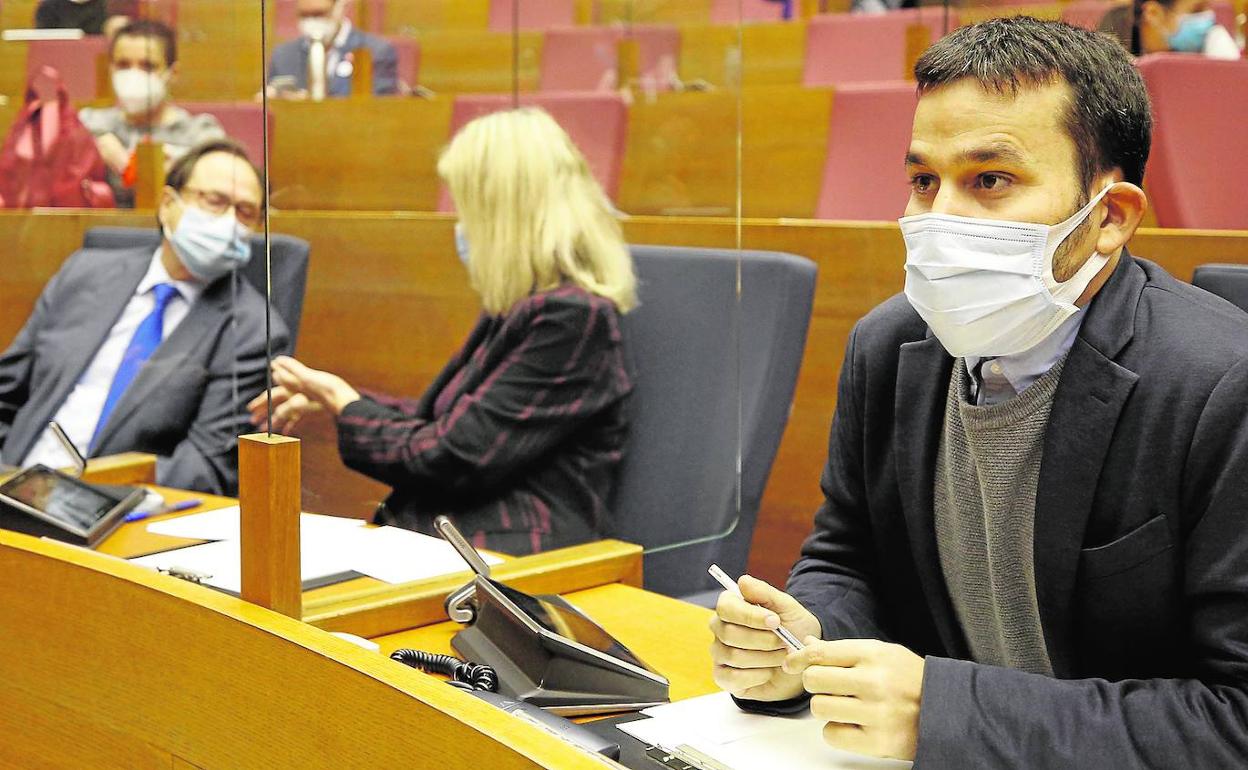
left=0, top=139, right=288, bottom=495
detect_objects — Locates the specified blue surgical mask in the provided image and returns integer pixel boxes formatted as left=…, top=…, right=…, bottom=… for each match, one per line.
left=164, top=201, right=252, bottom=283
left=1168, top=10, right=1216, bottom=53
left=454, top=222, right=470, bottom=266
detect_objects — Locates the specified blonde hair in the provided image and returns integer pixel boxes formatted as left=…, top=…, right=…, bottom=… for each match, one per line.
left=437, top=107, right=637, bottom=316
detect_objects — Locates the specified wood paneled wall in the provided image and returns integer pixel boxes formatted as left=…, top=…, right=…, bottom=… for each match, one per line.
left=4, top=211, right=1248, bottom=584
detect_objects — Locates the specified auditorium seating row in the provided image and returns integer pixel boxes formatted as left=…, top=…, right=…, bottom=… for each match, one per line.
left=8, top=57, right=1232, bottom=227
left=10, top=1, right=1242, bottom=102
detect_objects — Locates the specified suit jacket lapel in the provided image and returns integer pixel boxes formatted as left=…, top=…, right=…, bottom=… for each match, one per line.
left=12, top=249, right=149, bottom=461
left=894, top=334, right=967, bottom=657
left=1033, top=251, right=1143, bottom=676
left=91, top=275, right=230, bottom=454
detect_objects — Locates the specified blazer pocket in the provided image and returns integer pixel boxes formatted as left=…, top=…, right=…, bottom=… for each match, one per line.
left=1079, top=513, right=1173, bottom=580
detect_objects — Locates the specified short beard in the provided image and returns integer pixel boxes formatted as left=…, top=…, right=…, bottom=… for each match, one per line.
left=1052, top=187, right=1094, bottom=282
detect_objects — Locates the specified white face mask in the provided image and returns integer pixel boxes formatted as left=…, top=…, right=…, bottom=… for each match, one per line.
left=298, top=16, right=337, bottom=42
left=900, top=185, right=1114, bottom=358
left=112, top=68, right=167, bottom=115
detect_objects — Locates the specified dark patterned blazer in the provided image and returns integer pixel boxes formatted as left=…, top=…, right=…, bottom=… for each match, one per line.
left=336, top=285, right=633, bottom=555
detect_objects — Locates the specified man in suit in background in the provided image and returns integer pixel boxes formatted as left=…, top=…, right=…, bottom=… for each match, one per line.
left=266, top=0, right=398, bottom=98
left=0, top=138, right=288, bottom=495
left=709, top=17, right=1248, bottom=766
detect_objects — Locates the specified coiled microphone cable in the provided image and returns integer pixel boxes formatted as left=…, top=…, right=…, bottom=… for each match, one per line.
left=389, top=649, right=499, bottom=692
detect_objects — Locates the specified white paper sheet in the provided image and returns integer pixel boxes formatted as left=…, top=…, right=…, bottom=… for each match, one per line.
left=146, top=506, right=365, bottom=542
left=129, top=528, right=358, bottom=594
left=134, top=519, right=502, bottom=589
left=342, top=525, right=503, bottom=585
left=619, top=692, right=912, bottom=770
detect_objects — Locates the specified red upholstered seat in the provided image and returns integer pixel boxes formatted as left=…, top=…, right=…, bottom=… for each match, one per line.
left=804, top=9, right=958, bottom=86
left=710, top=0, right=792, bottom=23
left=1060, top=0, right=1115, bottom=30
left=539, top=26, right=680, bottom=92
left=489, top=0, right=576, bottom=31
left=25, top=37, right=110, bottom=104
left=181, top=102, right=273, bottom=166
left=438, top=91, right=629, bottom=211
left=815, top=81, right=918, bottom=221
left=1138, top=54, right=1248, bottom=229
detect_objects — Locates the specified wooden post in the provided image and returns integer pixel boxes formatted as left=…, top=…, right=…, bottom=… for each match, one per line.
left=617, top=38, right=640, bottom=90
left=239, top=433, right=302, bottom=619
left=904, top=23, right=932, bottom=81
left=351, top=47, right=374, bottom=98
left=132, top=140, right=165, bottom=210
left=95, top=51, right=111, bottom=101
left=574, top=0, right=594, bottom=25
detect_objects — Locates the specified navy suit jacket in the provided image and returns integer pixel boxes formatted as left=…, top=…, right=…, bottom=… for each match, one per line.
left=0, top=247, right=289, bottom=495
left=267, top=28, right=398, bottom=97
left=770, top=251, right=1248, bottom=766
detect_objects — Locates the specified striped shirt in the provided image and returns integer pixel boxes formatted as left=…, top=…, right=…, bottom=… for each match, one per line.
left=336, top=285, right=633, bottom=555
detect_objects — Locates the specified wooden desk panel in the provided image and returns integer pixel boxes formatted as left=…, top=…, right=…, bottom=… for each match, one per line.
left=268, top=98, right=456, bottom=210
left=5, top=212, right=1248, bottom=588
left=415, top=29, right=544, bottom=93
left=1, top=530, right=616, bottom=769
left=619, top=86, right=832, bottom=217
left=679, top=21, right=808, bottom=87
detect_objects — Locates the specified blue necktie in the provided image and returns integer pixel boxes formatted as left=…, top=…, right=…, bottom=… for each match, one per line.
left=91, top=283, right=179, bottom=451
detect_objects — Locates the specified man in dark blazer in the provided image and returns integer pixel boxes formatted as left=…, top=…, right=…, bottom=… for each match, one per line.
left=266, top=0, right=398, bottom=98
left=709, top=17, right=1248, bottom=767
left=0, top=139, right=287, bottom=495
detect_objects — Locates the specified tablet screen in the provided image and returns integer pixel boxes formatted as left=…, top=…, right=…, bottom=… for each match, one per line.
left=0, top=467, right=121, bottom=532
left=489, top=578, right=656, bottom=673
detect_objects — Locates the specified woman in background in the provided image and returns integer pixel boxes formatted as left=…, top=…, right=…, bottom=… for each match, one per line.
left=249, top=108, right=637, bottom=555
left=1099, top=0, right=1242, bottom=58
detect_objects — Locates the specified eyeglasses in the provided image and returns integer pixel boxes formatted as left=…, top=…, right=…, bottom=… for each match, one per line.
left=180, top=187, right=263, bottom=227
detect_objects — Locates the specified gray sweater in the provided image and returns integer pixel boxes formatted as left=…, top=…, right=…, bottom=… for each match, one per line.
left=933, top=355, right=1068, bottom=675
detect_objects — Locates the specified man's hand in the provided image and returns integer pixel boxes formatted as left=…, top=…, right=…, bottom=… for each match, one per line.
left=708, top=575, right=822, bottom=702
left=784, top=639, right=925, bottom=761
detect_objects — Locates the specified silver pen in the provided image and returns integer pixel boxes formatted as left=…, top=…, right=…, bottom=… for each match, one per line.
left=708, top=564, right=805, bottom=652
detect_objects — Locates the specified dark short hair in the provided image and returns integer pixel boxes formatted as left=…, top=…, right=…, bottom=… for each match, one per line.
left=165, top=138, right=264, bottom=192
left=914, top=16, right=1152, bottom=188
left=109, top=19, right=178, bottom=68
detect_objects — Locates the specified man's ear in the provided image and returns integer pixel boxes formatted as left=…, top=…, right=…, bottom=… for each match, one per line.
left=1095, top=179, right=1148, bottom=256
left=157, top=185, right=180, bottom=233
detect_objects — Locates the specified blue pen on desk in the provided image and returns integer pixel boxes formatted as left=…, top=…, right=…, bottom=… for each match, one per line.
left=125, top=498, right=202, bottom=523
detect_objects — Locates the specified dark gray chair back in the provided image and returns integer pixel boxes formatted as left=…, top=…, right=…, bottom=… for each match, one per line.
left=610, top=246, right=817, bottom=599
left=82, top=227, right=311, bottom=347
left=1192, top=264, right=1248, bottom=314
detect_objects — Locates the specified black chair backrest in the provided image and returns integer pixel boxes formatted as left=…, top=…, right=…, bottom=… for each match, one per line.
left=610, top=246, right=817, bottom=598
left=1192, top=264, right=1248, bottom=315
left=81, top=227, right=311, bottom=347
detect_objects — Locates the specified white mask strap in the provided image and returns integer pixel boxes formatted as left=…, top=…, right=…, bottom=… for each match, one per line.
left=1048, top=183, right=1115, bottom=250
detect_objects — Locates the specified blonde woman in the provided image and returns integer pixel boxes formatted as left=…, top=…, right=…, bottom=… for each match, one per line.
left=248, top=108, right=637, bottom=555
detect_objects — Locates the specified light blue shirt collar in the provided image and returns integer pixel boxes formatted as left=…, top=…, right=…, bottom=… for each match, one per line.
left=964, top=309, right=1086, bottom=406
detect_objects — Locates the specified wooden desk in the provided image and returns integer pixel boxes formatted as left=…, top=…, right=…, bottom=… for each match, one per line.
left=2, top=527, right=659, bottom=769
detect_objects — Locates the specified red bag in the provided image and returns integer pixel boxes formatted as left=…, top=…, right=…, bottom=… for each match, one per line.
left=0, top=67, right=115, bottom=209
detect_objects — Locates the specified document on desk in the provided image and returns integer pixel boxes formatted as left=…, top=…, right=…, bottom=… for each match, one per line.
left=145, top=506, right=366, bottom=542
left=133, top=517, right=502, bottom=589
left=129, top=526, right=360, bottom=594
left=618, top=692, right=912, bottom=770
